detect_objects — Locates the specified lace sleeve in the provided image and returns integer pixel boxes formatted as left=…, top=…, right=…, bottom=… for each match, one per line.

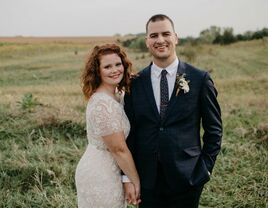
left=89, top=96, right=124, bottom=137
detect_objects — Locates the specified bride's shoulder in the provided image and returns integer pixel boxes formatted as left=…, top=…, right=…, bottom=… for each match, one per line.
left=87, top=92, right=119, bottom=111
left=89, top=92, right=111, bottom=103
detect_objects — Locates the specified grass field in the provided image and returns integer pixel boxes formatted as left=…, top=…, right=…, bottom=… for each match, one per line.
left=0, top=37, right=267, bottom=207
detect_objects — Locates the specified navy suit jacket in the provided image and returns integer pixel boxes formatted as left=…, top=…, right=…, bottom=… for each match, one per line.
left=124, top=61, right=222, bottom=192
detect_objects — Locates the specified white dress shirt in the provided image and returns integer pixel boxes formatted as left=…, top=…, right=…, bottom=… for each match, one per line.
left=151, top=58, right=179, bottom=112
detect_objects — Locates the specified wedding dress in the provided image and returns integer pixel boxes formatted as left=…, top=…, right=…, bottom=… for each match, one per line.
left=75, top=92, right=130, bottom=208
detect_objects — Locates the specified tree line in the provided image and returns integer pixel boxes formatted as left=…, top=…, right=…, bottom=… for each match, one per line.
left=119, top=26, right=268, bottom=51
left=187, top=26, right=268, bottom=45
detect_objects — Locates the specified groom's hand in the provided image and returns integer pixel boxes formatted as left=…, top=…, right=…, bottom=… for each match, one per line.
left=123, top=182, right=141, bottom=205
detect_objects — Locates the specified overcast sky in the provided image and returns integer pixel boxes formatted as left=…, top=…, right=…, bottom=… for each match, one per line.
left=0, top=0, right=267, bottom=37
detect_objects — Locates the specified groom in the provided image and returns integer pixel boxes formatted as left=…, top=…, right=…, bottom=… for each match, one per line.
left=123, top=14, right=222, bottom=208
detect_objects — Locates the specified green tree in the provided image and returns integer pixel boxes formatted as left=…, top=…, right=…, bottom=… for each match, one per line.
left=129, top=36, right=147, bottom=52
left=199, top=26, right=221, bottom=44
left=213, top=27, right=236, bottom=45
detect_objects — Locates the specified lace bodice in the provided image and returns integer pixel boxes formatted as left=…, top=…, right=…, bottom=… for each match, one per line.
left=86, top=92, right=130, bottom=150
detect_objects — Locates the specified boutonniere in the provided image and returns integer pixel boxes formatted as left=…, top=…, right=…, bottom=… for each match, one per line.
left=175, top=73, right=190, bottom=96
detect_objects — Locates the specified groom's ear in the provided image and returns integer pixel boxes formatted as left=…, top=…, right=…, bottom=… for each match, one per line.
left=175, top=33, right=179, bottom=45
left=145, top=36, right=149, bottom=48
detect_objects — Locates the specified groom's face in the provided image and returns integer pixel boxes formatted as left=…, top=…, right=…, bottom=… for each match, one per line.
left=145, top=19, right=178, bottom=62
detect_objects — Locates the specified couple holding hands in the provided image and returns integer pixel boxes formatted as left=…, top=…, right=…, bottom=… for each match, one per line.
left=75, top=14, right=222, bottom=208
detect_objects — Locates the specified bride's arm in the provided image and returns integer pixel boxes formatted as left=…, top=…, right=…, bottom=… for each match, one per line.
left=102, top=132, right=140, bottom=204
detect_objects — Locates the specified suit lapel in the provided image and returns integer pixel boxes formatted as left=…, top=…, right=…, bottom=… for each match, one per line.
left=163, top=61, right=188, bottom=122
left=141, top=65, right=161, bottom=120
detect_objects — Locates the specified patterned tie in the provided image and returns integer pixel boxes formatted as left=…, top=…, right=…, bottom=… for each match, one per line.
left=160, top=69, right=169, bottom=120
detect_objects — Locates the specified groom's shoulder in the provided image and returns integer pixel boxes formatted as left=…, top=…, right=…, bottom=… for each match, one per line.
left=182, top=61, right=208, bottom=78
left=139, top=64, right=151, bottom=75
left=131, top=65, right=150, bottom=83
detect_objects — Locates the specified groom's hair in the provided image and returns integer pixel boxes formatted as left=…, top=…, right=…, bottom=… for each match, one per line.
left=146, top=14, right=175, bottom=34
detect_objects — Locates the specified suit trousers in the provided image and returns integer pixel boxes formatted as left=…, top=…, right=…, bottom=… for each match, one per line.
left=139, top=162, right=204, bottom=208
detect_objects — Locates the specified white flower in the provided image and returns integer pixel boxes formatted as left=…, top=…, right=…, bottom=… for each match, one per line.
left=175, top=73, right=190, bottom=95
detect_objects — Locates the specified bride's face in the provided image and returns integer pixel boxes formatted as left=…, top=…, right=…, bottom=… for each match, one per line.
left=99, top=53, right=124, bottom=87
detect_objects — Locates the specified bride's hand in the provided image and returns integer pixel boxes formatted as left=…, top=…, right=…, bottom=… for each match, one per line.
left=133, top=182, right=141, bottom=204
left=124, top=182, right=136, bottom=205
left=123, top=182, right=141, bottom=205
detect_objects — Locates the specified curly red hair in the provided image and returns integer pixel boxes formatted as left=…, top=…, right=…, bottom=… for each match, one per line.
left=81, top=44, right=132, bottom=99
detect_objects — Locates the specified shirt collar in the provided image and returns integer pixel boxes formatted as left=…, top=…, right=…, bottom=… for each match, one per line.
left=151, top=58, right=179, bottom=78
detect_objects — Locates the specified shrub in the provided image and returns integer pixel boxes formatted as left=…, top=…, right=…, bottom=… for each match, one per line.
left=17, top=93, right=41, bottom=111
left=121, top=35, right=147, bottom=52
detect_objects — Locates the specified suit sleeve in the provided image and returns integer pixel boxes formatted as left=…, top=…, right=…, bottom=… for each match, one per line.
left=124, top=90, right=136, bottom=155
left=120, top=89, right=137, bottom=177
left=200, top=72, right=222, bottom=173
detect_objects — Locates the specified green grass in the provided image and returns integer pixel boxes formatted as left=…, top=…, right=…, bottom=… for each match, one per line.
left=0, top=38, right=268, bottom=207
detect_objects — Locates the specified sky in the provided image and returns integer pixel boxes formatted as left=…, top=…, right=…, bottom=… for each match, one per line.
left=0, top=0, right=267, bottom=38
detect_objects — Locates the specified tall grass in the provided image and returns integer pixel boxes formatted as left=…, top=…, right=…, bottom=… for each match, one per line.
left=0, top=38, right=267, bottom=207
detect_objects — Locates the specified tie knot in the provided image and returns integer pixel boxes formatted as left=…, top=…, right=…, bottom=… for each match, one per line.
left=161, top=69, right=168, bottom=76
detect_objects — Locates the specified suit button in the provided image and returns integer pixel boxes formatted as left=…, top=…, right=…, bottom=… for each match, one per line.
left=159, top=127, right=164, bottom=131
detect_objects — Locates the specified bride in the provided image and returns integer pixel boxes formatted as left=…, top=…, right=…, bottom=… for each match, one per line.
left=75, top=44, right=140, bottom=208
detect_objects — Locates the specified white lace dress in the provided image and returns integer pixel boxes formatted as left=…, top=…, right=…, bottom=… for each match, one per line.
left=75, top=92, right=130, bottom=208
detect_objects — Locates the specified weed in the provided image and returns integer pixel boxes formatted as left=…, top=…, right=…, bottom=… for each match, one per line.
left=17, top=93, right=41, bottom=111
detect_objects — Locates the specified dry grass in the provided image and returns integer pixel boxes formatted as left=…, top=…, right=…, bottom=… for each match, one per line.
left=0, top=37, right=267, bottom=207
